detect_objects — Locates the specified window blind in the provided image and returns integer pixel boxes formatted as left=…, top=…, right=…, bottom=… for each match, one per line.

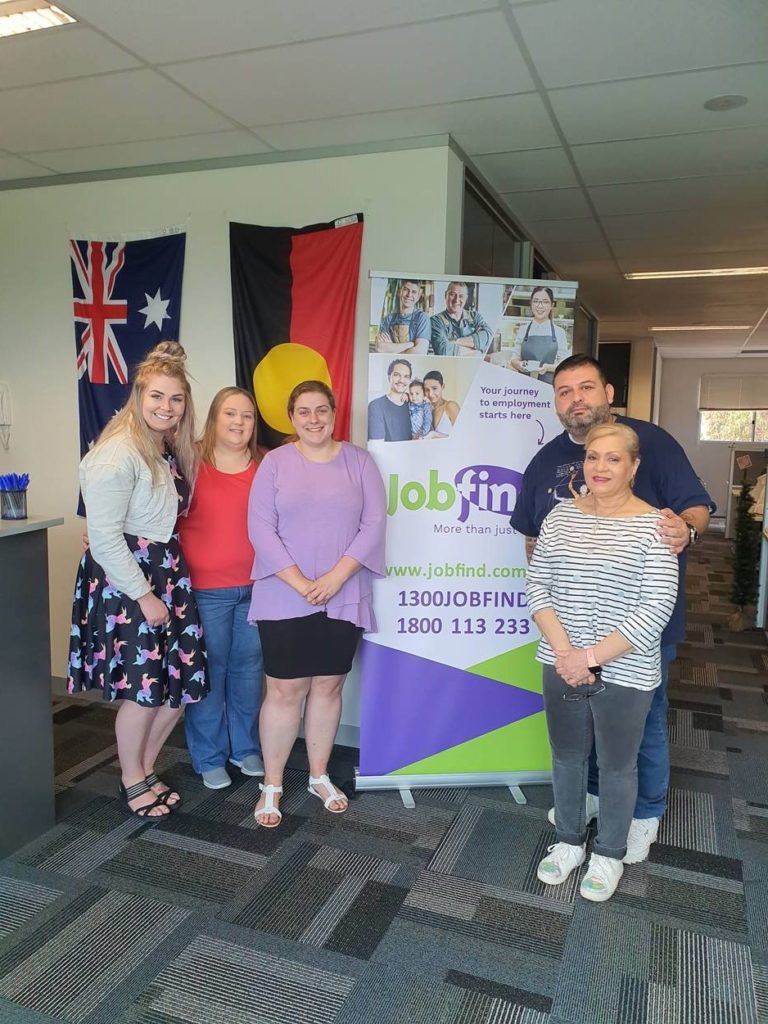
left=699, top=374, right=768, bottom=410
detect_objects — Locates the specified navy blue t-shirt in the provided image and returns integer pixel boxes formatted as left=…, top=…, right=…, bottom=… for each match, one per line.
left=510, top=415, right=714, bottom=645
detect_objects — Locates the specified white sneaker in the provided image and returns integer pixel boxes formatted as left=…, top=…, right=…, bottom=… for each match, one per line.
left=623, top=817, right=660, bottom=864
left=580, top=854, right=623, bottom=902
left=547, top=792, right=599, bottom=827
left=537, top=842, right=586, bottom=885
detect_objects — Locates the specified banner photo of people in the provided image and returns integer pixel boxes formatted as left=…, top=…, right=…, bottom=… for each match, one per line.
left=359, top=273, right=578, bottom=790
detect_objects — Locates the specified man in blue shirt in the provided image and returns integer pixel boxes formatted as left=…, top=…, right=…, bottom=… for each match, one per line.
left=374, top=280, right=431, bottom=355
left=431, top=281, right=493, bottom=356
left=511, top=354, right=713, bottom=863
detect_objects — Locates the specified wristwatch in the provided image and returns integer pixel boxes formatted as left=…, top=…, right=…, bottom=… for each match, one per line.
left=687, top=524, right=698, bottom=548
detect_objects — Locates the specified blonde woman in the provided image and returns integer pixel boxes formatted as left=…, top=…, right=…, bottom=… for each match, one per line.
left=68, top=342, right=208, bottom=818
left=527, top=423, right=678, bottom=901
left=179, top=387, right=264, bottom=790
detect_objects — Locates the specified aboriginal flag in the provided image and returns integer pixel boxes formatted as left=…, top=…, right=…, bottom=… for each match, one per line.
left=230, top=215, right=364, bottom=449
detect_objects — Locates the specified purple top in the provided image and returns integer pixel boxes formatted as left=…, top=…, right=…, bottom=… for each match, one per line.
left=247, top=442, right=387, bottom=631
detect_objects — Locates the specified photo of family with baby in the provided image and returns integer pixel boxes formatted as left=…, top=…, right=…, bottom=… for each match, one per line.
left=367, top=356, right=466, bottom=442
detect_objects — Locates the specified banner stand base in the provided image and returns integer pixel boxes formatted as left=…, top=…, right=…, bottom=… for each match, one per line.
left=355, top=769, right=551, bottom=807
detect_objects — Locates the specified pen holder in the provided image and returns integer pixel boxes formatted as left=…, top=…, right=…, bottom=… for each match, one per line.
left=0, top=489, right=27, bottom=520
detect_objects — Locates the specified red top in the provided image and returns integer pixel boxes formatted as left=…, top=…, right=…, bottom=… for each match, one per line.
left=179, top=459, right=258, bottom=589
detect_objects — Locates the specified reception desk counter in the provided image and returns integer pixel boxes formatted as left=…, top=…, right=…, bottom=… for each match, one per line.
left=0, top=515, right=63, bottom=857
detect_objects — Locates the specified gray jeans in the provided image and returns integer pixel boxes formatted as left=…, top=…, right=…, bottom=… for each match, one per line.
left=543, top=665, right=655, bottom=859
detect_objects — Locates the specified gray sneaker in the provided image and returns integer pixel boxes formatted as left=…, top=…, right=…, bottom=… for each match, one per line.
left=230, top=755, right=265, bottom=777
left=202, top=767, right=232, bottom=790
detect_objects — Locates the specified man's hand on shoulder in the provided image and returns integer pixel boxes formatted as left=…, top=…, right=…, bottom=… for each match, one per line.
left=657, top=508, right=690, bottom=554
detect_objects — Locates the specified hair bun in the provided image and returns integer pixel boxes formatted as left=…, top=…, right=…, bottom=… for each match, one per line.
left=152, top=340, right=186, bottom=363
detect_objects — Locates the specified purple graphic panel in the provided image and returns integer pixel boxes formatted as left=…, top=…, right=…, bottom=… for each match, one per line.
left=359, top=641, right=544, bottom=776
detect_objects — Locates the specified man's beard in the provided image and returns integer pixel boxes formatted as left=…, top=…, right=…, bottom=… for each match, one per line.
left=558, top=400, right=612, bottom=436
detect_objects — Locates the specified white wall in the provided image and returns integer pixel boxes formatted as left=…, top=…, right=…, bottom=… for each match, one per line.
left=658, top=355, right=768, bottom=516
left=0, top=144, right=461, bottom=742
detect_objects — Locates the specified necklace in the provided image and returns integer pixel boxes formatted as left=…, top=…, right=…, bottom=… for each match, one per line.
left=587, top=493, right=635, bottom=518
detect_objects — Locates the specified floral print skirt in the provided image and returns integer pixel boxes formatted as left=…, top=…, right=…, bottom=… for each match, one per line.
left=67, top=533, right=209, bottom=709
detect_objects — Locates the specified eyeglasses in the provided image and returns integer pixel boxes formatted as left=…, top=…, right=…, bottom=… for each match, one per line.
left=562, top=669, right=605, bottom=701
left=532, top=299, right=552, bottom=307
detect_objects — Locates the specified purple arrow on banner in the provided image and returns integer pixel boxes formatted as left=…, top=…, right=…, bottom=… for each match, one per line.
left=358, top=641, right=544, bottom=777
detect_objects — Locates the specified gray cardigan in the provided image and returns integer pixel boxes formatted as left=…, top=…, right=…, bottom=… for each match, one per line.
left=80, top=434, right=179, bottom=599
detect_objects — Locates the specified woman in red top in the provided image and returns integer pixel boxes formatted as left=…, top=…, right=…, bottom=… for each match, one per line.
left=179, top=387, right=264, bottom=789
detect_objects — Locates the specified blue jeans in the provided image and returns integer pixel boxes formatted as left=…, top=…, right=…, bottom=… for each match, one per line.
left=588, top=643, right=676, bottom=819
left=184, top=586, right=263, bottom=774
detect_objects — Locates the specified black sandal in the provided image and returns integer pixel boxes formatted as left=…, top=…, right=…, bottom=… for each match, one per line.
left=120, top=780, right=170, bottom=818
left=145, top=772, right=182, bottom=809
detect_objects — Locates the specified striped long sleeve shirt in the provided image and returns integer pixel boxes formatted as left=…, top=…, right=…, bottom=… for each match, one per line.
left=526, top=501, right=679, bottom=690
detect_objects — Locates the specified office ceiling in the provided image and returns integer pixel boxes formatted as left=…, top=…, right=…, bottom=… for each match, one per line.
left=1, top=0, right=767, bottom=357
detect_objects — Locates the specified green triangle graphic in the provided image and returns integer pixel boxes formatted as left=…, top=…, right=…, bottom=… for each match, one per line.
left=467, top=640, right=542, bottom=694
left=392, top=711, right=551, bottom=775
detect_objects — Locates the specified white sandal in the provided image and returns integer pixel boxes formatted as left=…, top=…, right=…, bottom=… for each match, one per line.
left=308, top=774, right=348, bottom=814
left=254, top=783, right=283, bottom=828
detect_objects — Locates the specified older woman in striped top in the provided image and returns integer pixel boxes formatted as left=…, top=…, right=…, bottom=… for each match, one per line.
left=526, top=423, right=678, bottom=902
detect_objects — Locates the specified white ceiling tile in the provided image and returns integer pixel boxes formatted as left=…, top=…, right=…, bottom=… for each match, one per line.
left=588, top=173, right=768, bottom=217
left=0, top=70, right=236, bottom=152
left=514, top=0, right=768, bottom=88
left=743, top=316, right=768, bottom=351
left=550, top=63, right=768, bottom=145
left=0, top=25, right=139, bottom=89
left=64, top=0, right=498, bottom=63
left=473, top=148, right=578, bottom=192
left=572, top=127, right=768, bottom=185
left=29, top=131, right=270, bottom=174
left=163, top=12, right=533, bottom=123
left=501, top=188, right=591, bottom=221
left=0, top=155, right=57, bottom=180
left=255, top=94, right=557, bottom=155
left=612, top=233, right=768, bottom=260
left=525, top=217, right=604, bottom=243
left=537, top=237, right=614, bottom=263
left=616, top=247, right=768, bottom=275
left=602, top=211, right=768, bottom=244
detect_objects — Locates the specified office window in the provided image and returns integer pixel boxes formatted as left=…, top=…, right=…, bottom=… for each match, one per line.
left=462, top=174, right=530, bottom=279
left=699, top=410, right=768, bottom=442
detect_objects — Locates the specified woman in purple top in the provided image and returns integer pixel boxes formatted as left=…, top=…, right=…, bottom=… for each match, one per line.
left=248, top=380, right=387, bottom=827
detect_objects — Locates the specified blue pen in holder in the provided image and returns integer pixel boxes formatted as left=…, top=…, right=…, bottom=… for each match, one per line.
left=0, top=473, right=30, bottom=520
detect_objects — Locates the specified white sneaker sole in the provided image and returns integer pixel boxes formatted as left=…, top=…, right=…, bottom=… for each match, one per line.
left=229, top=759, right=265, bottom=777
left=202, top=775, right=232, bottom=790
left=580, top=884, right=618, bottom=903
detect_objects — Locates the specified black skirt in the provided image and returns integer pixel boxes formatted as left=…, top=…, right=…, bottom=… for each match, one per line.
left=257, top=612, right=362, bottom=679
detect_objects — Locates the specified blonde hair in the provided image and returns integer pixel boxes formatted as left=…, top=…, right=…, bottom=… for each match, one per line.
left=94, top=341, right=197, bottom=482
left=585, top=422, right=640, bottom=461
left=199, top=386, right=261, bottom=468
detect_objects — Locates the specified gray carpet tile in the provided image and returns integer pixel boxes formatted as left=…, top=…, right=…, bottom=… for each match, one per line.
left=133, top=934, right=355, bottom=1024
left=1, top=533, right=766, bottom=1023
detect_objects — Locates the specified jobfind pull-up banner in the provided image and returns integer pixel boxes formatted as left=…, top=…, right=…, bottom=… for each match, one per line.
left=358, top=272, right=579, bottom=787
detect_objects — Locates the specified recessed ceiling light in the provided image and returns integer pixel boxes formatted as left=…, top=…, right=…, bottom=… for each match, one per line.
left=0, top=1, right=75, bottom=37
left=703, top=94, right=748, bottom=112
left=649, top=325, right=751, bottom=332
left=624, top=266, right=768, bottom=280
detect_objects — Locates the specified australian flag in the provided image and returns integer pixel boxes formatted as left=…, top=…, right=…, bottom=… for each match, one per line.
left=70, top=232, right=186, bottom=457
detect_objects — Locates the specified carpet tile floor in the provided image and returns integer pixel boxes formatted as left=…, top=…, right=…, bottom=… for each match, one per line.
left=0, top=534, right=766, bottom=1023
